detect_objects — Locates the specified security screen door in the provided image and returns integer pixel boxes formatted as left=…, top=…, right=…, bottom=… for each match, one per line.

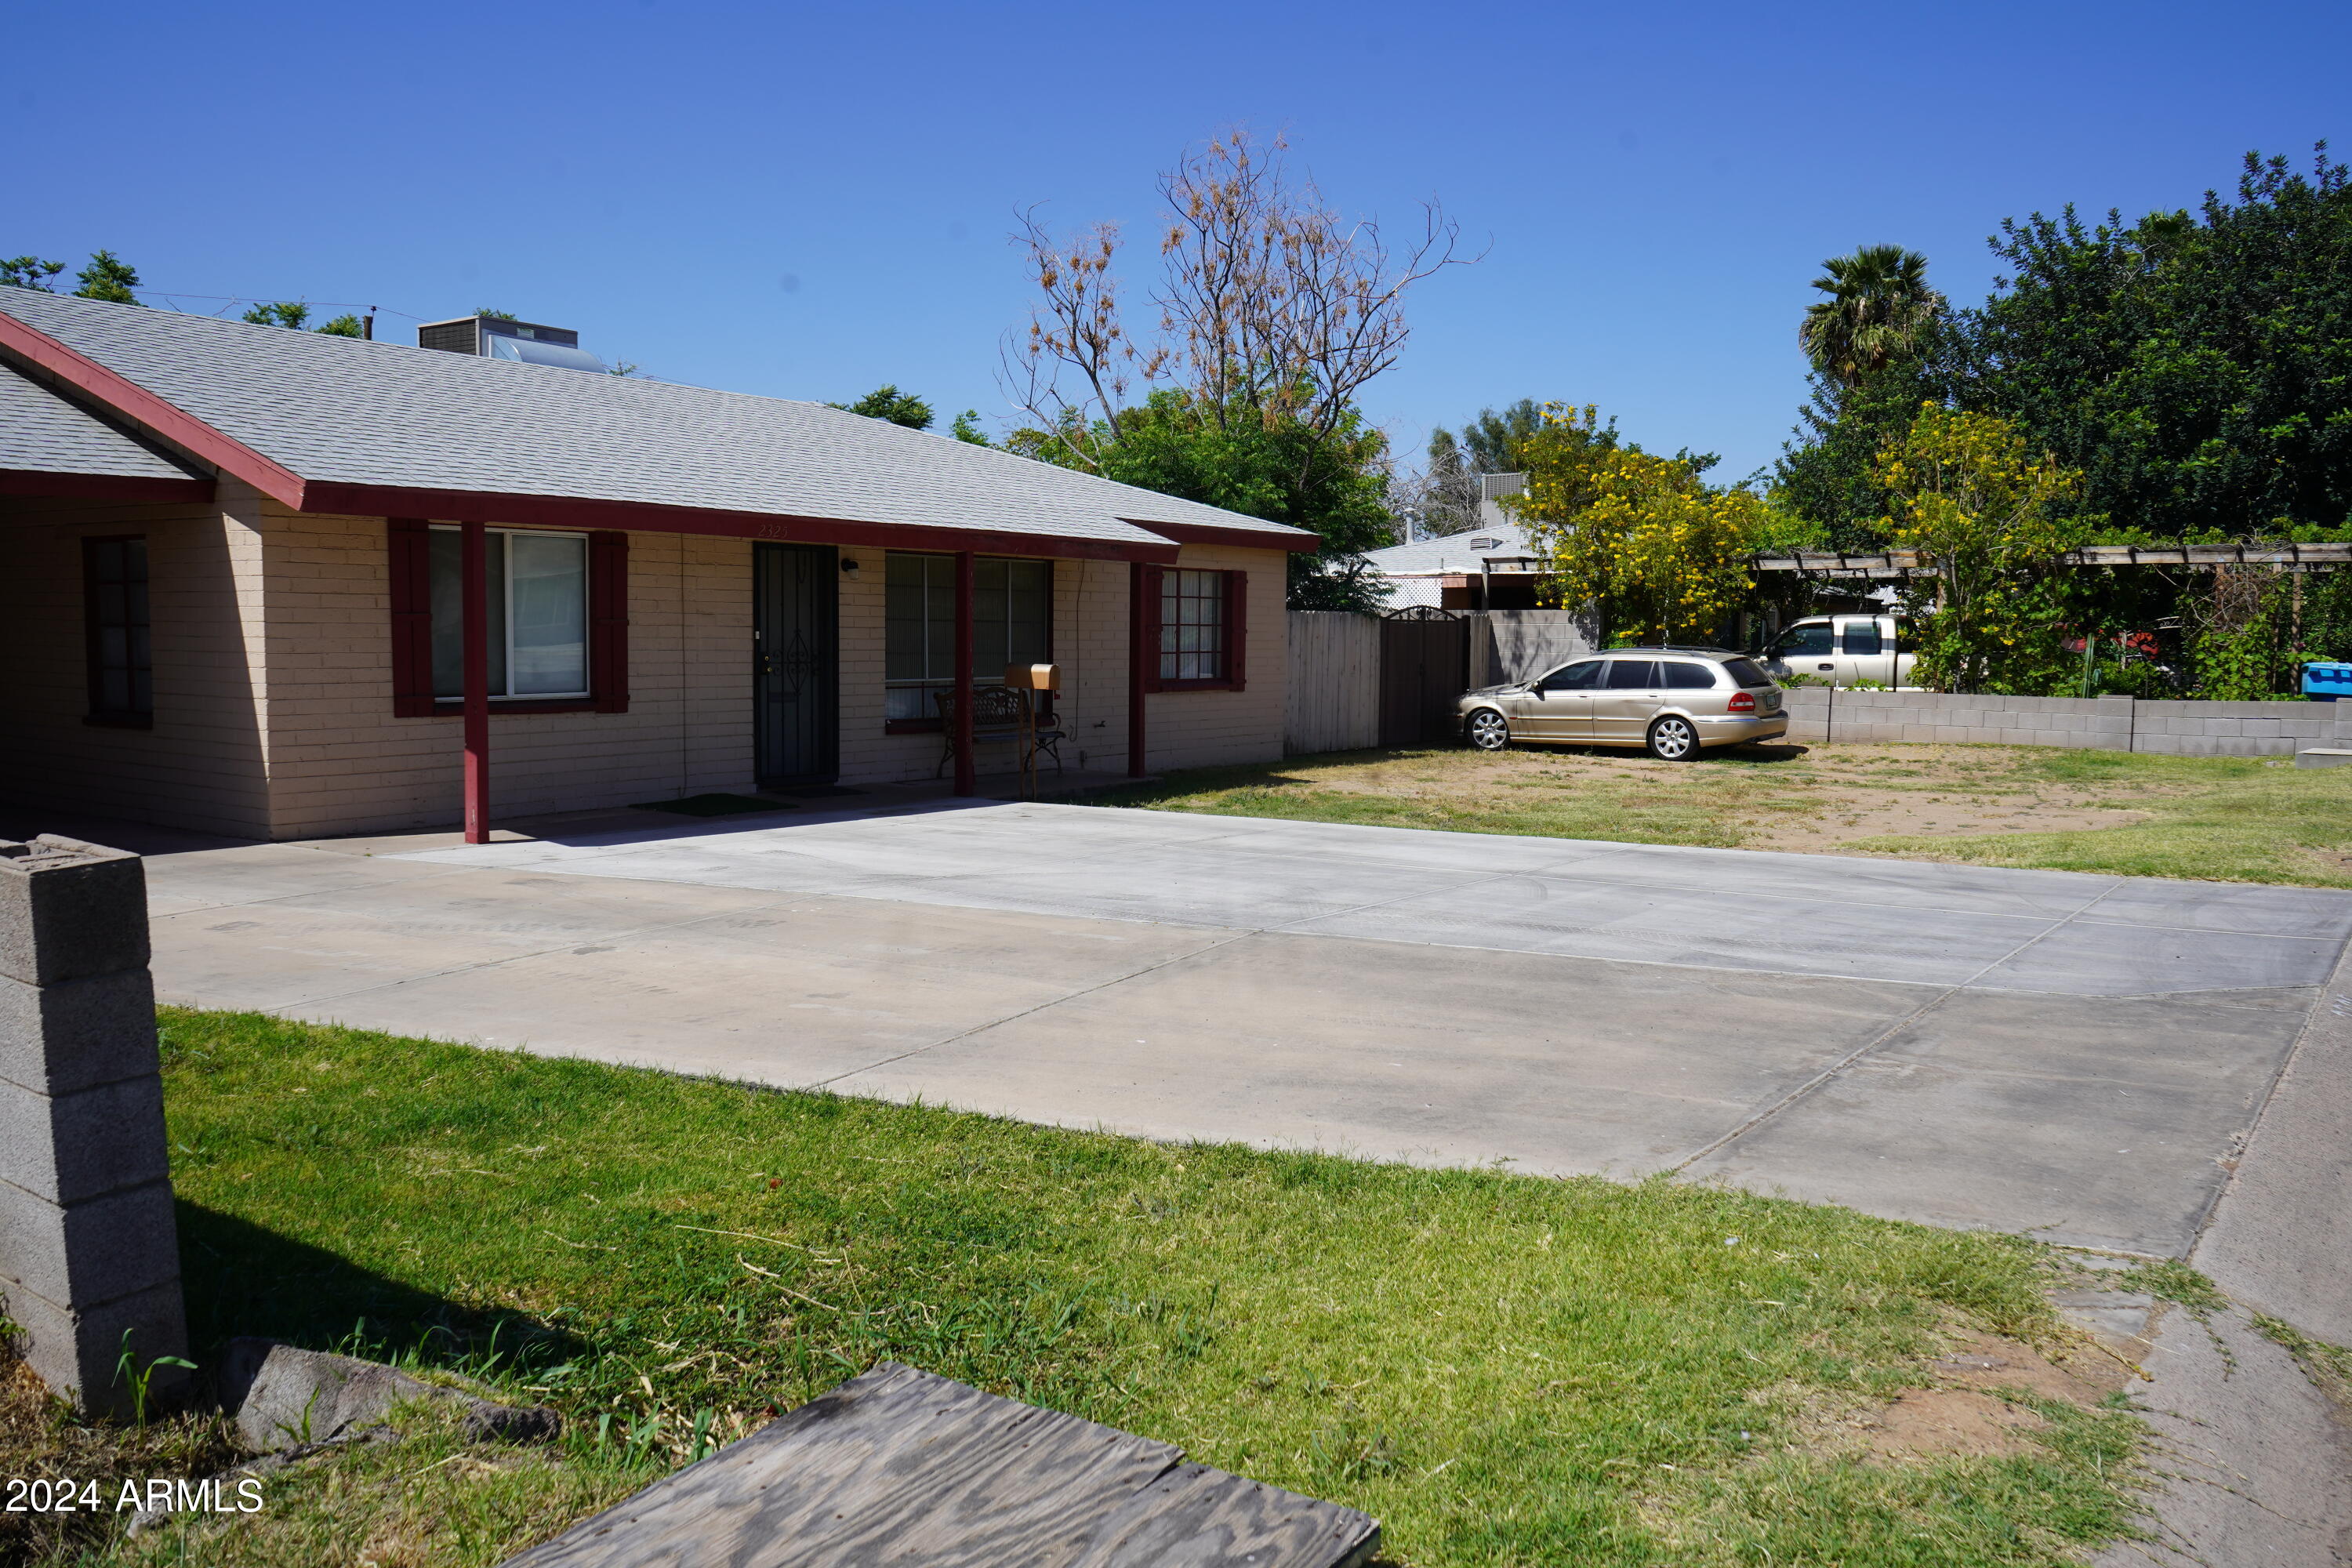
left=753, top=543, right=840, bottom=786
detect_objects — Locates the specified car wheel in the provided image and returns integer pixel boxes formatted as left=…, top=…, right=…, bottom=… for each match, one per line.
left=1465, top=709, right=1511, bottom=751
left=1646, top=715, right=1699, bottom=760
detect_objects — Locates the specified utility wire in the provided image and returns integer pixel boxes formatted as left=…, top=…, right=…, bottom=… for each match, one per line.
left=129, top=289, right=427, bottom=319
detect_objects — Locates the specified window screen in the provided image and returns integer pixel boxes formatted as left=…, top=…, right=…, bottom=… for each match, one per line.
left=1604, top=659, right=1661, bottom=689
left=1660, top=660, right=1718, bottom=689
left=429, top=528, right=588, bottom=699
left=85, top=538, right=152, bottom=719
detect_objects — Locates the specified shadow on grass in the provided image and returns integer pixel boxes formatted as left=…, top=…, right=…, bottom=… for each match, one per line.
left=176, top=1200, right=589, bottom=1381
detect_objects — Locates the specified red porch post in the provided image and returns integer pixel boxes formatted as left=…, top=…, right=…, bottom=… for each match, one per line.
left=952, top=550, right=977, bottom=797
left=1127, top=560, right=1149, bottom=777
left=461, top=520, right=492, bottom=843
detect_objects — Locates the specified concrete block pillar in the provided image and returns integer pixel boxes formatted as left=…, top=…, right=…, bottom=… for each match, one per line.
left=0, top=836, right=187, bottom=1416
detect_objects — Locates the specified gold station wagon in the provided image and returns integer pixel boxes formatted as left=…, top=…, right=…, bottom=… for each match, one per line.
left=1457, top=647, right=1789, bottom=760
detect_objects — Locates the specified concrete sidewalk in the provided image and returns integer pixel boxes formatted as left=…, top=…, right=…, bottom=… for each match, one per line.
left=108, top=797, right=2347, bottom=1260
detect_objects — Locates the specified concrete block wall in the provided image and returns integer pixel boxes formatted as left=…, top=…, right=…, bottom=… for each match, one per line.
left=0, top=837, right=187, bottom=1417
left=1778, top=687, right=2352, bottom=757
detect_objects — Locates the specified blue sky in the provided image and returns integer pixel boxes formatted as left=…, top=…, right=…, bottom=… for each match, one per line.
left=13, top=1, right=2347, bottom=482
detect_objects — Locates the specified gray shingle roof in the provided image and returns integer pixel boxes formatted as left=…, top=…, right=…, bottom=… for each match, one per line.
left=0, top=358, right=199, bottom=482
left=1360, top=521, right=1539, bottom=575
left=0, top=291, right=1312, bottom=550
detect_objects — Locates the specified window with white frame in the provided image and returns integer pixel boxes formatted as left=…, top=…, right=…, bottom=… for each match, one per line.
left=428, top=527, right=590, bottom=699
left=884, top=554, right=1051, bottom=723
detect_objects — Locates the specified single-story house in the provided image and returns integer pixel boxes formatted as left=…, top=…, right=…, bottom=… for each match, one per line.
left=1367, top=474, right=1543, bottom=609
left=0, top=292, right=1313, bottom=842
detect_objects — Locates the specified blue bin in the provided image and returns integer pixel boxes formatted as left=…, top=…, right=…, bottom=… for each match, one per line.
left=2303, top=662, right=2352, bottom=702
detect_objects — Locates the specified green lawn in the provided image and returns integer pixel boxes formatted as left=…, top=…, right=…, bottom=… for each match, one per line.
left=1089, top=741, right=2352, bottom=887
left=78, top=1009, right=2150, bottom=1567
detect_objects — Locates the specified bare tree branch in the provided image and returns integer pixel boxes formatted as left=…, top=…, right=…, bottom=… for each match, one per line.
left=999, top=209, right=1152, bottom=470
left=1006, top=129, right=1478, bottom=485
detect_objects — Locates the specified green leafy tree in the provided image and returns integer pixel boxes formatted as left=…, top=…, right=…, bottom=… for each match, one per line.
left=830, top=384, right=935, bottom=430
left=2, top=256, right=65, bottom=290
left=475, top=307, right=519, bottom=320
left=314, top=313, right=367, bottom=338
left=1516, top=405, right=1797, bottom=644
left=1450, top=398, right=1545, bottom=473
left=242, top=301, right=312, bottom=329
left=1410, top=400, right=1554, bottom=538
left=72, top=250, right=142, bottom=304
left=1956, top=147, right=2352, bottom=540
left=1010, top=387, right=1396, bottom=610
left=949, top=409, right=990, bottom=445
left=1798, top=246, right=1944, bottom=388
left=1878, top=406, right=2091, bottom=693
left=1776, top=248, right=1952, bottom=551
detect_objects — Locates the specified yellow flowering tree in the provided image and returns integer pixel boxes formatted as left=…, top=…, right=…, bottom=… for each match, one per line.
left=1876, top=405, right=2089, bottom=692
left=1514, top=405, right=1792, bottom=645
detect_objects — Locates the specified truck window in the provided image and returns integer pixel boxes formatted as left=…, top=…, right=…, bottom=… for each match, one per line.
left=1775, top=625, right=1835, bottom=658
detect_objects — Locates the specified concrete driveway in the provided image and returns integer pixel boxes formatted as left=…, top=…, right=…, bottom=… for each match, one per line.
left=122, top=797, right=2349, bottom=1260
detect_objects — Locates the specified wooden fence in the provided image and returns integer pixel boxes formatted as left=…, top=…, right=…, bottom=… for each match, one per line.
left=1284, top=612, right=1381, bottom=754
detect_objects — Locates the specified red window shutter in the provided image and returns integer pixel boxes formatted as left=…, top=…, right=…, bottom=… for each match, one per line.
left=1223, top=568, right=1247, bottom=692
left=1138, top=564, right=1165, bottom=694
left=591, top=530, right=630, bottom=713
left=387, top=518, right=434, bottom=717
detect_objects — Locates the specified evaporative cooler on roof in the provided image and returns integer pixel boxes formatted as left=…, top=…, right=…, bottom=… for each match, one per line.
left=415, top=314, right=608, bottom=373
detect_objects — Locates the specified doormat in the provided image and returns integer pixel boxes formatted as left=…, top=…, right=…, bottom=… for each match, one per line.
left=630, top=793, right=798, bottom=818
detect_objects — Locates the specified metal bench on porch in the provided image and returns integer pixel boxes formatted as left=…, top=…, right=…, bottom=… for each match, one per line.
left=934, top=684, right=1065, bottom=781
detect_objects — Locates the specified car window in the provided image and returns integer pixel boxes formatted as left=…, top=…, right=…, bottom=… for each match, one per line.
left=1775, top=625, right=1835, bottom=658
left=1540, top=660, right=1603, bottom=691
left=1841, top=620, right=1884, bottom=655
left=1660, top=660, right=1717, bottom=690
left=1604, top=659, right=1660, bottom=689
left=1719, top=657, right=1769, bottom=687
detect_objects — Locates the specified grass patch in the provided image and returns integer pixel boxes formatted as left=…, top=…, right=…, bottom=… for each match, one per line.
left=64, top=1008, right=2151, bottom=1566
left=1088, top=742, right=2352, bottom=886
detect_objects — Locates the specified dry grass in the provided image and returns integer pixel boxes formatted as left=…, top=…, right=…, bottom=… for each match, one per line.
left=1094, top=741, right=2352, bottom=887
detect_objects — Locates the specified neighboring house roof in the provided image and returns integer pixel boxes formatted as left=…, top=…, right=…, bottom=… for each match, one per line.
left=0, top=292, right=1314, bottom=561
left=0, top=360, right=209, bottom=499
left=1360, top=520, right=1541, bottom=578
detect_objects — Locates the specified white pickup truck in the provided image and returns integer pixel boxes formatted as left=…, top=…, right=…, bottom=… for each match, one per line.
left=1759, top=614, right=1916, bottom=688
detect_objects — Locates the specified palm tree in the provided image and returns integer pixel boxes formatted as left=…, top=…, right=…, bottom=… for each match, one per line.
left=1798, top=245, right=1944, bottom=387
